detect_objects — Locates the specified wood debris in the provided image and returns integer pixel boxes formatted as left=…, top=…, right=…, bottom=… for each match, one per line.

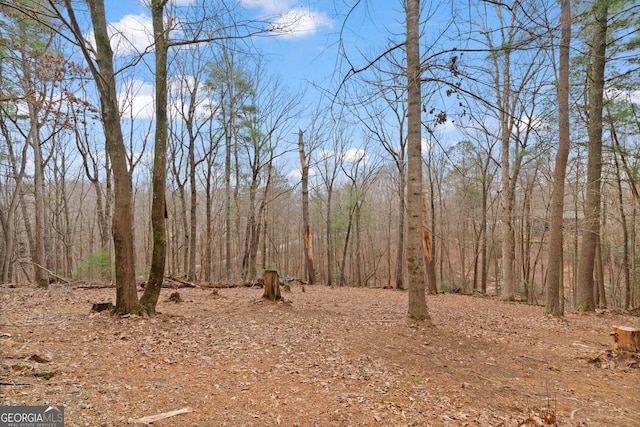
left=128, top=407, right=193, bottom=425
left=1, top=284, right=639, bottom=426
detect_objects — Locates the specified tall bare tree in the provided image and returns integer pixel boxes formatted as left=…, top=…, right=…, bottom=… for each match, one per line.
left=576, top=0, right=608, bottom=312
left=298, top=129, right=316, bottom=285
left=316, top=120, right=343, bottom=287
left=405, top=0, right=429, bottom=320
left=139, top=0, right=169, bottom=314
left=545, top=0, right=572, bottom=316
left=58, top=0, right=141, bottom=313
left=356, top=78, right=408, bottom=290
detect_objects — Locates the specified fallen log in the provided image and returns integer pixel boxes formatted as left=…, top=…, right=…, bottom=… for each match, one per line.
left=165, top=275, right=197, bottom=288
left=199, top=282, right=250, bottom=289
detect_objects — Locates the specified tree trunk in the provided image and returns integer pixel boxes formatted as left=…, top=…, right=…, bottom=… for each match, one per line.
left=422, top=189, right=436, bottom=294
left=204, top=160, right=213, bottom=282
left=225, top=131, right=232, bottom=280
left=175, top=179, right=188, bottom=275
left=405, top=0, right=429, bottom=320
left=188, top=156, right=197, bottom=282
left=0, top=121, right=29, bottom=284
left=426, top=153, right=438, bottom=294
left=298, top=129, right=316, bottom=285
left=595, top=235, right=606, bottom=308
left=187, top=88, right=198, bottom=282
left=251, top=159, right=272, bottom=280
left=241, top=181, right=258, bottom=281
left=395, top=168, right=405, bottom=290
left=499, top=50, right=515, bottom=300
left=19, top=40, right=48, bottom=286
left=631, top=206, right=637, bottom=308
left=140, top=0, right=169, bottom=315
left=610, top=114, right=631, bottom=308
left=31, top=117, right=47, bottom=286
left=355, top=202, right=362, bottom=286
left=65, top=0, right=140, bottom=314
left=545, top=0, right=571, bottom=316
left=577, top=1, right=607, bottom=312
left=339, top=206, right=354, bottom=287
left=326, top=185, right=334, bottom=286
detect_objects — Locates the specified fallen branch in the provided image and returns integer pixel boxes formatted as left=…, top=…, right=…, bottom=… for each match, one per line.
left=165, top=275, right=197, bottom=288
left=200, top=282, right=247, bottom=289
left=19, top=261, right=71, bottom=284
left=76, top=283, right=116, bottom=289
left=129, top=407, right=193, bottom=425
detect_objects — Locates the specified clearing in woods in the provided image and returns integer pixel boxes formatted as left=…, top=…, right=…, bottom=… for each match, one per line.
left=1, top=284, right=639, bottom=426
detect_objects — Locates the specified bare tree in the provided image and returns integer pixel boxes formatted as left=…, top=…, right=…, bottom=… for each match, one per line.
left=239, top=73, right=297, bottom=281
left=545, top=0, right=572, bottom=316
left=59, top=0, right=141, bottom=313
left=576, top=0, right=608, bottom=312
left=0, top=111, right=29, bottom=283
left=355, top=77, right=408, bottom=290
left=298, top=129, right=316, bottom=285
left=315, top=119, right=344, bottom=287
left=405, top=0, right=429, bottom=319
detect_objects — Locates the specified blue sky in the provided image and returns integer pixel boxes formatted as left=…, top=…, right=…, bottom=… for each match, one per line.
left=91, top=0, right=483, bottom=186
left=102, top=0, right=407, bottom=97
left=96, top=0, right=421, bottom=180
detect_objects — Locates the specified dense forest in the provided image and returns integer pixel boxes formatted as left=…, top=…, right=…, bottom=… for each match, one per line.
left=0, top=0, right=638, bottom=317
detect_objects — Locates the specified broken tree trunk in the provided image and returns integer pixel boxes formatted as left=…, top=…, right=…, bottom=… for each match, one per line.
left=298, top=130, right=316, bottom=285
left=611, top=326, right=640, bottom=353
left=262, top=269, right=281, bottom=301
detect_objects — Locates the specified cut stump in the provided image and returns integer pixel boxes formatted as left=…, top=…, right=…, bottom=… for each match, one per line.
left=262, top=270, right=281, bottom=301
left=611, top=326, right=640, bottom=353
left=91, top=302, right=113, bottom=313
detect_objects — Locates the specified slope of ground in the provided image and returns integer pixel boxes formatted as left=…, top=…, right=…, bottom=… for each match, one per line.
left=1, top=284, right=639, bottom=426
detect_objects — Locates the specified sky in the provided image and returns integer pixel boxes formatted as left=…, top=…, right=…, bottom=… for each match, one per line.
left=93, top=0, right=419, bottom=180
left=102, top=0, right=407, bottom=102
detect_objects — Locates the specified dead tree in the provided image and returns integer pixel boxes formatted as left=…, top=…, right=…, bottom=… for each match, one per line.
left=262, top=269, right=281, bottom=301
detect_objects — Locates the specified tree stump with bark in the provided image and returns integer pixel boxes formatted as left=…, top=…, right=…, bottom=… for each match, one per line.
left=262, top=270, right=281, bottom=301
left=611, top=326, right=640, bottom=353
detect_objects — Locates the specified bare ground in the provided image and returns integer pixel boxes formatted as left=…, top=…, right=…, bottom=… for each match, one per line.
left=1, top=283, right=639, bottom=427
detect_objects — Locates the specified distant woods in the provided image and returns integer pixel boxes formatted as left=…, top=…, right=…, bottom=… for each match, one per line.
left=0, top=0, right=638, bottom=315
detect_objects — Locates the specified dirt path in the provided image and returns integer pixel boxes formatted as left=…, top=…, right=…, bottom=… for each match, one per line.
left=1, top=284, right=639, bottom=426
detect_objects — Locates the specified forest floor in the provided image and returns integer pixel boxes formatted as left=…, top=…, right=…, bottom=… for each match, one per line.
left=1, top=283, right=639, bottom=427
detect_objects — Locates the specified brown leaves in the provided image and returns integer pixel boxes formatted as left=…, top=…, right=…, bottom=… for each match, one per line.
left=1, top=284, right=639, bottom=425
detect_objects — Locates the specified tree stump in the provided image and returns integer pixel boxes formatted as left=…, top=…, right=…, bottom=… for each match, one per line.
left=91, top=302, right=114, bottom=313
left=611, top=326, right=640, bottom=353
left=262, top=270, right=281, bottom=301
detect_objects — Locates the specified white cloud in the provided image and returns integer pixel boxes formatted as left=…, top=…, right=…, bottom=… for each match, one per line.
left=107, top=14, right=154, bottom=56
left=239, top=0, right=332, bottom=38
left=270, top=8, right=333, bottom=38
left=119, top=79, right=155, bottom=121
left=169, top=0, right=197, bottom=5
left=287, top=168, right=302, bottom=181
left=343, top=148, right=367, bottom=163
left=515, top=116, right=547, bottom=133
left=606, top=88, right=640, bottom=105
left=138, top=0, right=197, bottom=6
left=421, top=137, right=431, bottom=153
left=167, top=74, right=220, bottom=120
left=287, top=166, right=317, bottom=182
left=439, top=119, right=457, bottom=134
left=239, top=0, right=295, bottom=13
